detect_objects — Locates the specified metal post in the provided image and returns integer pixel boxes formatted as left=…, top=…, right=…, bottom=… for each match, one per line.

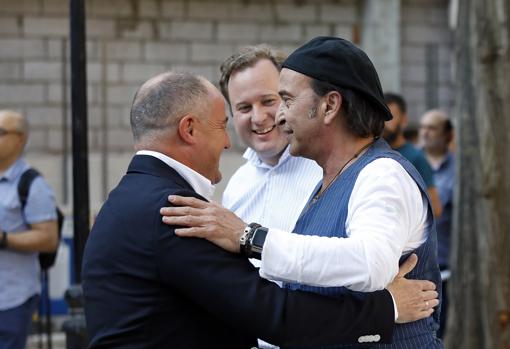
left=69, top=0, right=89, bottom=283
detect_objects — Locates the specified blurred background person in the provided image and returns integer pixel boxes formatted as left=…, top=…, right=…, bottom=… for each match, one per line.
left=0, top=110, right=58, bottom=349
left=383, top=93, right=442, bottom=218
left=419, top=109, right=455, bottom=338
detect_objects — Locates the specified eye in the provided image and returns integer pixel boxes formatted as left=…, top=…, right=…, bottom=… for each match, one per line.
left=237, top=105, right=251, bottom=113
left=262, top=98, right=277, bottom=106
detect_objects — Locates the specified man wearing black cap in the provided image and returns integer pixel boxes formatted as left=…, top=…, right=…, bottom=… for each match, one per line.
left=161, top=37, right=443, bottom=348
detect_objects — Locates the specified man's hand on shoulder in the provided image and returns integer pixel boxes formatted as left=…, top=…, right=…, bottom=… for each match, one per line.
left=160, top=195, right=246, bottom=253
left=386, top=254, right=439, bottom=324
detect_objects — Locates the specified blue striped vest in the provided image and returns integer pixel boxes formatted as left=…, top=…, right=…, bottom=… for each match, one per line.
left=284, top=138, right=442, bottom=349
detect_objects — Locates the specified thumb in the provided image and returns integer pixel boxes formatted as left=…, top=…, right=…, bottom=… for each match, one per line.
left=397, top=253, right=418, bottom=278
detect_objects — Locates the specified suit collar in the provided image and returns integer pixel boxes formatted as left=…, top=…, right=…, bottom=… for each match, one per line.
left=127, top=155, right=195, bottom=193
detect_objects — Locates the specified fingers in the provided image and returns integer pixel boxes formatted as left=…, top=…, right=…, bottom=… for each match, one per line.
left=162, top=213, right=208, bottom=227
left=396, top=253, right=418, bottom=278
left=174, top=227, right=208, bottom=237
left=168, top=195, right=209, bottom=208
left=160, top=205, right=204, bottom=218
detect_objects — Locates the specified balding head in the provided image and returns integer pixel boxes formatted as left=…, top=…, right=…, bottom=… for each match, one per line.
left=0, top=110, right=29, bottom=171
left=0, top=110, right=28, bottom=135
left=130, top=72, right=209, bottom=146
left=419, top=109, right=453, bottom=154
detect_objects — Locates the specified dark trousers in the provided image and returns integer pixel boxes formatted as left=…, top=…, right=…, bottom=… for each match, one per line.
left=0, top=295, right=39, bottom=349
left=437, top=278, right=448, bottom=339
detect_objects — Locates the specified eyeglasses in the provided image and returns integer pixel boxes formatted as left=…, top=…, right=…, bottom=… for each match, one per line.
left=0, top=128, right=22, bottom=137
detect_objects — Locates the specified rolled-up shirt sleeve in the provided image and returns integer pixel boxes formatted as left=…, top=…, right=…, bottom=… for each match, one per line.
left=259, top=158, right=427, bottom=292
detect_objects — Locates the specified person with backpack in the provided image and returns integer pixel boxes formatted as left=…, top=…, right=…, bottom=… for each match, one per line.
left=0, top=110, right=59, bottom=349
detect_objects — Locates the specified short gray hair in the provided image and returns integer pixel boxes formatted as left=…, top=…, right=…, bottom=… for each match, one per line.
left=130, top=72, right=208, bottom=143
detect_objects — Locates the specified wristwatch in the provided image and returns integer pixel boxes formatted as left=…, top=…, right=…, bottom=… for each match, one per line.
left=239, top=223, right=269, bottom=260
left=0, top=230, right=8, bottom=249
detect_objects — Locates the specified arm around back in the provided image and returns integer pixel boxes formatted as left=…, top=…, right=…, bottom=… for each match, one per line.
left=156, top=196, right=394, bottom=347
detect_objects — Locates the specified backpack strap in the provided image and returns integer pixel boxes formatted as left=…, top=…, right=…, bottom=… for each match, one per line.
left=18, top=168, right=41, bottom=214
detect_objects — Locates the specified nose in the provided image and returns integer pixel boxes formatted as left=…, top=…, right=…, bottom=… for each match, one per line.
left=251, top=105, right=268, bottom=125
left=276, top=104, right=286, bottom=126
left=224, top=131, right=231, bottom=149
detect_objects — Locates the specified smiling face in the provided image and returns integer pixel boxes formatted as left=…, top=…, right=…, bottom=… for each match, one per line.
left=195, top=83, right=231, bottom=184
left=277, top=68, right=323, bottom=160
left=0, top=111, right=26, bottom=171
left=227, top=59, right=289, bottom=166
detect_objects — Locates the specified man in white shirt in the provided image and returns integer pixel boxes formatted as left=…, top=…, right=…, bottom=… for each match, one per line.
left=161, top=37, right=442, bottom=348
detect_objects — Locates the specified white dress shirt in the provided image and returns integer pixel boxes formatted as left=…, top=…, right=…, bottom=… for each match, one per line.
left=259, top=158, right=429, bottom=292
left=136, top=150, right=215, bottom=201
left=223, top=146, right=322, bottom=233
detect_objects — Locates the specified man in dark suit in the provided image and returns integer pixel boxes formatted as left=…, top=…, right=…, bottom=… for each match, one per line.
left=82, top=72, right=438, bottom=348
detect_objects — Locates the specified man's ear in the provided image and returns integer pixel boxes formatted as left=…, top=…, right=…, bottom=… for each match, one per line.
left=402, top=113, right=409, bottom=128
left=177, top=115, right=197, bottom=145
left=323, top=91, right=342, bottom=125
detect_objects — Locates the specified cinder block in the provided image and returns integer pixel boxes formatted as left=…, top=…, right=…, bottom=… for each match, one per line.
left=47, top=83, right=64, bottom=103
left=305, top=24, right=331, bottom=40
left=162, top=21, right=214, bottom=40
left=0, top=16, right=21, bottom=35
left=217, top=23, right=259, bottom=42
left=402, top=25, right=445, bottom=44
left=108, top=84, right=139, bottom=105
left=171, top=64, right=216, bottom=83
left=24, top=61, right=62, bottom=80
left=145, top=42, right=188, bottom=62
left=2, top=0, right=42, bottom=14
left=320, top=4, right=357, bottom=24
left=402, top=45, right=426, bottom=64
left=139, top=0, right=159, bottom=18
left=42, top=0, right=68, bottom=15
left=276, top=4, right=317, bottom=23
left=190, top=43, right=236, bottom=63
left=401, top=64, right=426, bottom=84
left=25, top=106, right=63, bottom=127
left=0, top=84, right=45, bottom=104
left=121, top=63, right=167, bottom=82
left=87, top=19, right=116, bottom=38
left=0, top=39, right=45, bottom=58
left=334, top=25, right=353, bottom=41
left=161, top=1, right=186, bottom=18
left=107, top=128, right=134, bottom=150
left=188, top=1, right=232, bottom=19
left=259, top=24, right=301, bottom=43
left=87, top=62, right=121, bottom=83
left=0, top=62, right=22, bottom=79
left=47, top=129, right=65, bottom=152
left=25, top=129, right=47, bottom=152
left=24, top=17, right=68, bottom=36
left=118, top=20, right=155, bottom=39
left=231, top=3, right=273, bottom=21
left=106, top=41, right=142, bottom=60
left=88, top=0, right=133, bottom=17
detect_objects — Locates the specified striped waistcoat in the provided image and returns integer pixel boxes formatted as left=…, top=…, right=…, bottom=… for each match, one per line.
left=284, top=138, right=443, bottom=349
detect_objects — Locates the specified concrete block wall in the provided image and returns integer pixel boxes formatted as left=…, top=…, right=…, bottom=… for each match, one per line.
left=401, top=0, right=454, bottom=125
left=0, top=0, right=452, bottom=208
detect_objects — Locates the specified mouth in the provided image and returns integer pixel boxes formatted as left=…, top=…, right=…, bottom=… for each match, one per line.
left=252, top=125, right=276, bottom=135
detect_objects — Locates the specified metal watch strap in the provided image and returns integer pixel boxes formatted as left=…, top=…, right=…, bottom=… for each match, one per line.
left=240, top=223, right=261, bottom=256
left=246, top=227, right=268, bottom=260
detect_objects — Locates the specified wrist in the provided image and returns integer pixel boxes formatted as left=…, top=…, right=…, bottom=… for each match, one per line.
left=239, top=223, right=268, bottom=260
left=0, top=230, right=8, bottom=249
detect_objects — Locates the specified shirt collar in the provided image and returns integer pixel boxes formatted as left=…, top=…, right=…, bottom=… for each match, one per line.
left=136, top=150, right=215, bottom=201
left=0, top=158, right=27, bottom=182
left=243, top=146, right=292, bottom=170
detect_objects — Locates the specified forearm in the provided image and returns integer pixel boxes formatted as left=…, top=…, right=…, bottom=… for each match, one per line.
left=259, top=228, right=399, bottom=291
left=3, top=221, right=58, bottom=253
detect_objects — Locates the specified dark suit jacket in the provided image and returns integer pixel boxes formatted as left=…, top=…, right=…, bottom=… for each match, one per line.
left=82, top=155, right=394, bottom=348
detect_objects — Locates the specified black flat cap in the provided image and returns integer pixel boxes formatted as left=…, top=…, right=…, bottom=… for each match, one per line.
left=282, top=36, right=393, bottom=121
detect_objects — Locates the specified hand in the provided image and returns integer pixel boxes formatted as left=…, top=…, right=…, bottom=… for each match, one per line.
left=386, top=254, right=439, bottom=324
left=160, top=195, right=247, bottom=253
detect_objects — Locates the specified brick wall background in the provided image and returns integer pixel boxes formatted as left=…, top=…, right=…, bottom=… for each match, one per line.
left=0, top=0, right=453, bottom=209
